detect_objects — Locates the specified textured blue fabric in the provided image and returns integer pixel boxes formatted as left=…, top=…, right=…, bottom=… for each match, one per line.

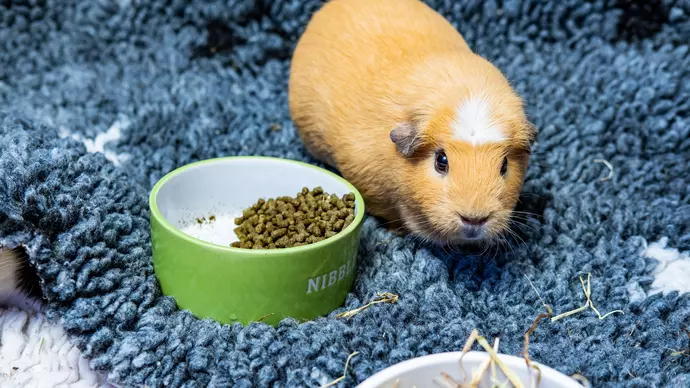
left=1, top=0, right=689, bottom=386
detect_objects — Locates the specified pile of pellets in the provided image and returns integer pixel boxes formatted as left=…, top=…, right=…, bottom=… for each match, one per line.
left=231, top=187, right=356, bottom=249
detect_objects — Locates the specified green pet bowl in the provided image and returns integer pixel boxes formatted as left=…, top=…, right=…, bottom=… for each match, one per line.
left=148, top=156, right=365, bottom=327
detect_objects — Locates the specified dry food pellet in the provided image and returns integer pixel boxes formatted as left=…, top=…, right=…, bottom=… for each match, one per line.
left=230, top=187, right=356, bottom=249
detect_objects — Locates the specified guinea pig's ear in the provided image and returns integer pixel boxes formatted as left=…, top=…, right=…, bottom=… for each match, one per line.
left=520, top=121, right=537, bottom=154
left=390, top=122, right=422, bottom=157
left=526, top=121, right=537, bottom=144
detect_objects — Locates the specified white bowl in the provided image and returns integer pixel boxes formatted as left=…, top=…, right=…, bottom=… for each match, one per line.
left=357, top=351, right=583, bottom=388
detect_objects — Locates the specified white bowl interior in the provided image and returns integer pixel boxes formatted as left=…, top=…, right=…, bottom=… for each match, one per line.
left=356, top=351, right=583, bottom=388
left=155, top=158, right=358, bottom=247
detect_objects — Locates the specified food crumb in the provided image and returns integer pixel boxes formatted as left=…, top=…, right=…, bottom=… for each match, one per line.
left=195, top=216, right=217, bottom=225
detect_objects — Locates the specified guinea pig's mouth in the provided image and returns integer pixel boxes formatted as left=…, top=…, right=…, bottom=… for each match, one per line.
left=459, top=225, right=486, bottom=241
left=419, top=222, right=497, bottom=247
left=449, top=219, right=510, bottom=246
left=400, top=204, right=502, bottom=246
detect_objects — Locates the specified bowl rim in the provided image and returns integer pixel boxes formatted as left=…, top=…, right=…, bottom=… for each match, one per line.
left=356, top=351, right=583, bottom=388
left=148, top=156, right=366, bottom=256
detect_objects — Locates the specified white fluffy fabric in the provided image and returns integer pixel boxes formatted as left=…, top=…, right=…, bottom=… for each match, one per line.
left=0, top=307, right=111, bottom=388
left=644, top=237, right=690, bottom=296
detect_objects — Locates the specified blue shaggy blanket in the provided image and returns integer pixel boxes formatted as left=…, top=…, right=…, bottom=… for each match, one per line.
left=1, top=0, right=689, bottom=386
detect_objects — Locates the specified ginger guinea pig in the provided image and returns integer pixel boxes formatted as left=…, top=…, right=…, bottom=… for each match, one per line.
left=288, top=0, right=536, bottom=245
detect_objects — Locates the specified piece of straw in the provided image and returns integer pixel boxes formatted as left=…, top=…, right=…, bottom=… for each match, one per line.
left=319, top=352, right=359, bottom=388
left=257, top=312, right=274, bottom=322
left=433, top=372, right=458, bottom=388
left=551, top=273, right=624, bottom=322
left=490, top=341, right=498, bottom=385
left=470, top=337, right=500, bottom=387
left=459, top=328, right=480, bottom=382
left=335, top=292, right=399, bottom=319
left=523, top=312, right=551, bottom=387
left=522, top=275, right=555, bottom=388
left=524, top=275, right=553, bottom=316
left=593, top=159, right=614, bottom=181
left=490, top=338, right=503, bottom=388
left=571, top=373, right=591, bottom=388
left=476, top=336, right=524, bottom=388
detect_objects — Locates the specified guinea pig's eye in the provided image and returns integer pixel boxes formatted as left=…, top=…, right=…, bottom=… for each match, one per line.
left=435, top=150, right=449, bottom=174
left=500, top=157, right=508, bottom=176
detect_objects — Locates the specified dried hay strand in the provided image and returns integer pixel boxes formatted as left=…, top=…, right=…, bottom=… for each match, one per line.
left=320, top=351, right=359, bottom=388
left=521, top=273, right=623, bottom=387
left=570, top=373, right=591, bottom=388
left=523, top=312, right=551, bottom=387
left=475, top=335, right=524, bottom=388
left=257, top=312, right=274, bottom=322
left=550, top=273, right=624, bottom=322
left=593, top=159, right=614, bottom=181
left=470, top=337, right=500, bottom=386
left=458, top=329, right=481, bottom=382
left=523, top=275, right=554, bottom=386
left=335, top=292, right=399, bottom=319
left=437, top=329, right=523, bottom=388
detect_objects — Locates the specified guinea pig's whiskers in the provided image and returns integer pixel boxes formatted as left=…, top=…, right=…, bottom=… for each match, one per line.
left=508, top=219, right=537, bottom=233
left=504, top=227, right=528, bottom=252
left=441, top=242, right=458, bottom=258
left=381, top=213, right=438, bottom=232
left=479, top=239, right=493, bottom=258
left=507, top=217, right=539, bottom=234
left=509, top=215, right=542, bottom=226
left=493, top=210, right=540, bottom=234
left=509, top=210, right=541, bottom=217
left=501, top=232, right=519, bottom=261
left=515, top=193, right=548, bottom=202
left=507, top=214, right=536, bottom=222
left=488, top=236, right=508, bottom=265
left=374, top=206, right=425, bottom=224
left=487, top=245, right=498, bottom=265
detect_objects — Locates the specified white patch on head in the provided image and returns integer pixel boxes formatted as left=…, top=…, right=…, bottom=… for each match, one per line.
left=452, top=94, right=506, bottom=146
left=58, top=117, right=131, bottom=166
left=642, top=237, right=690, bottom=296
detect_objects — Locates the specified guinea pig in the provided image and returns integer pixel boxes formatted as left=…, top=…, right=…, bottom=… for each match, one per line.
left=0, top=246, right=42, bottom=310
left=288, top=0, right=536, bottom=245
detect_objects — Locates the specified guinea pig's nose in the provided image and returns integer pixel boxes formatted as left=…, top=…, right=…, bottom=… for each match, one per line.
left=460, top=215, right=489, bottom=226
